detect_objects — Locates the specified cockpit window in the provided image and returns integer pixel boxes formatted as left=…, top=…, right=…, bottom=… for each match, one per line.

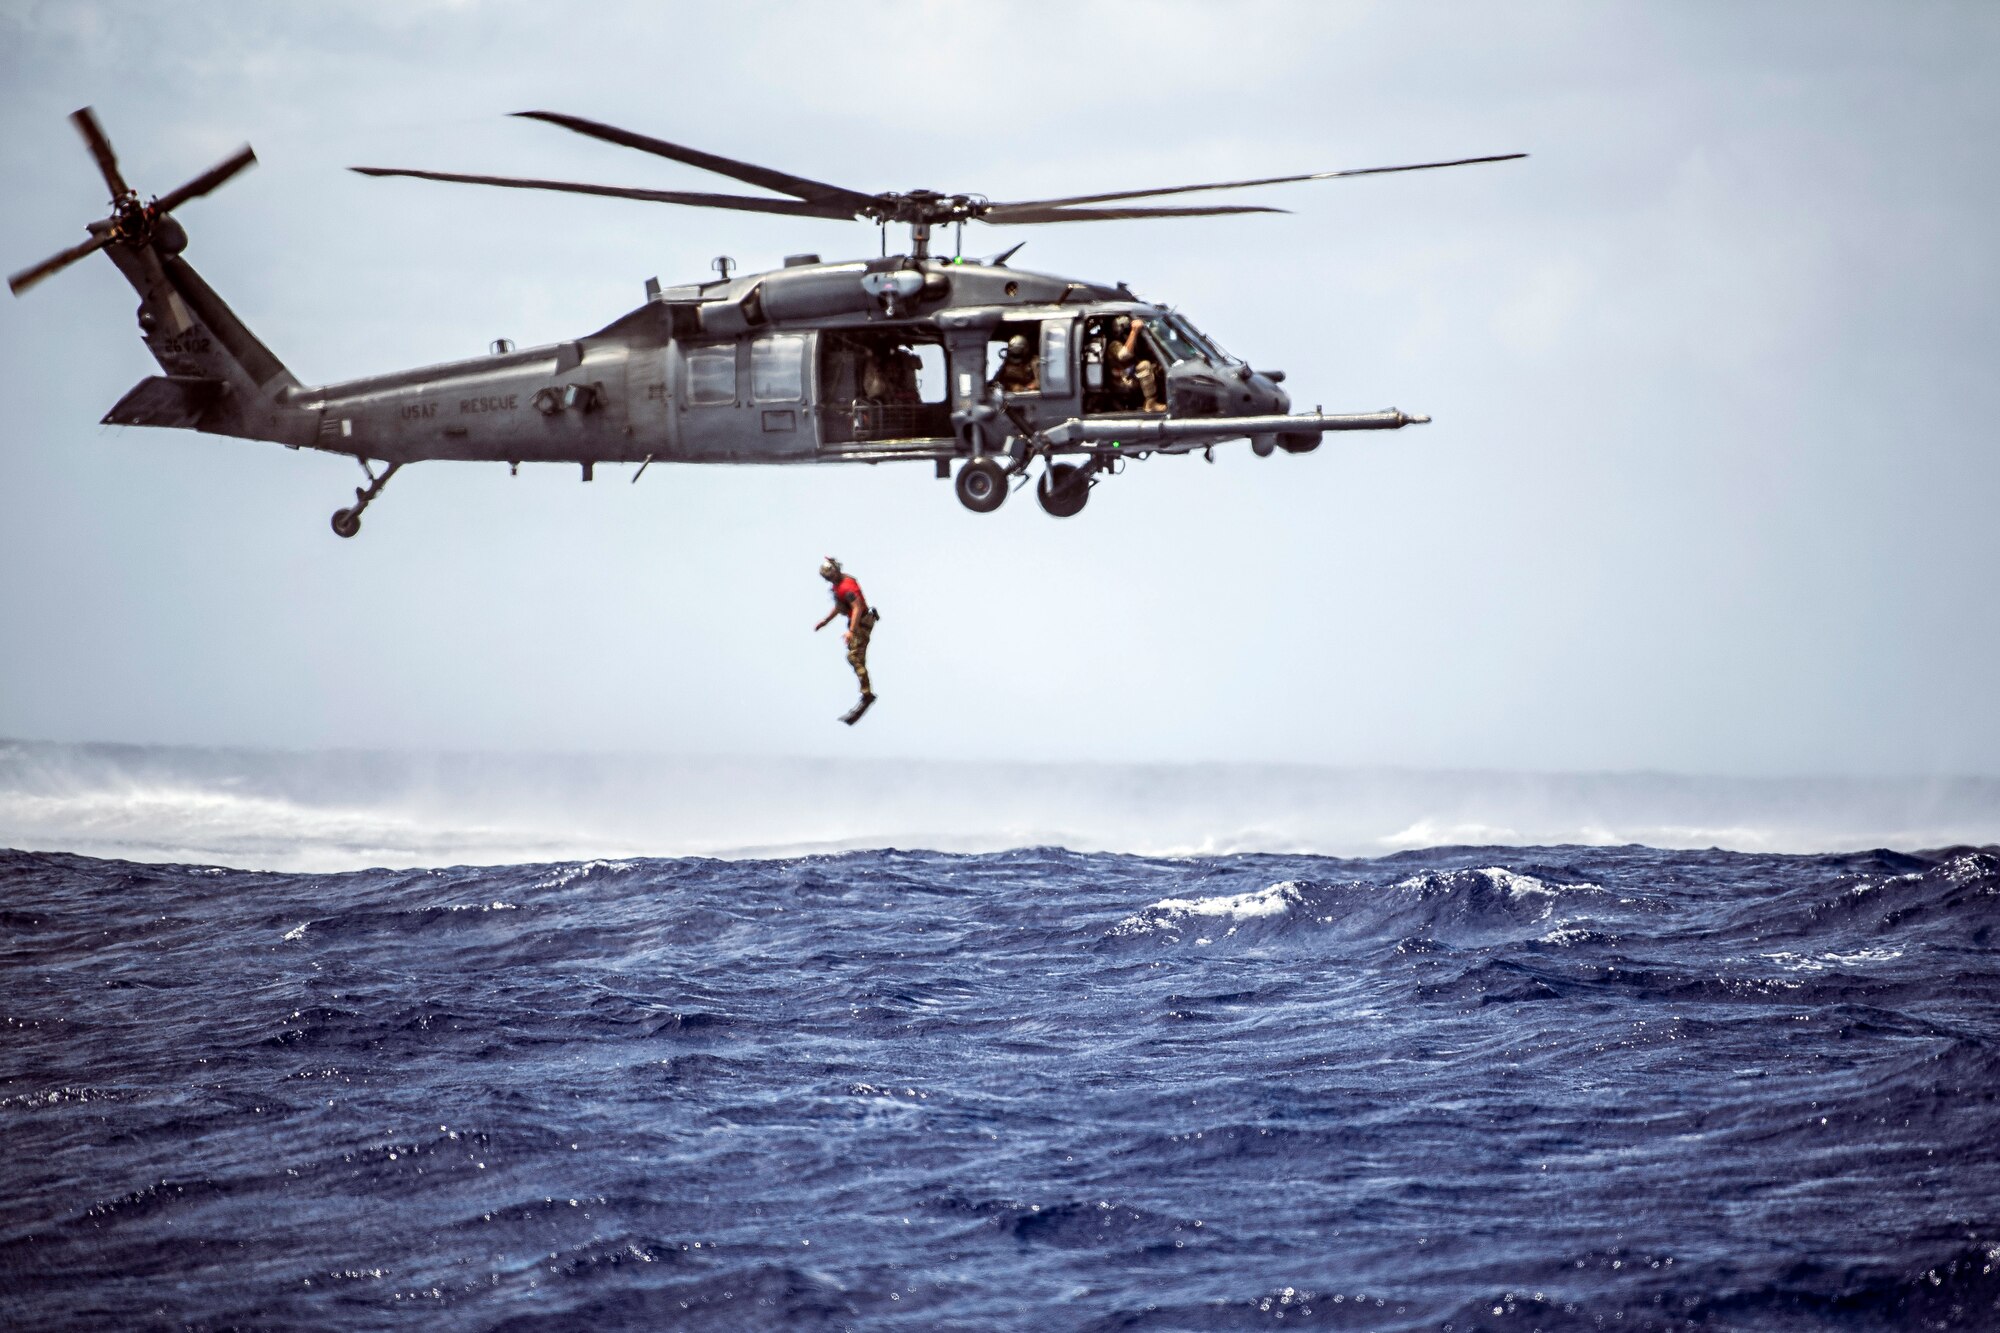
left=1166, top=313, right=1232, bottom=365
left=1142, top=316, right=1205, bottom=365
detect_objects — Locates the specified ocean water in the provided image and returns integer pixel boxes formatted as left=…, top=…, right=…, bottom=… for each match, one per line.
left=3, top=842, right=1998, bottom=1330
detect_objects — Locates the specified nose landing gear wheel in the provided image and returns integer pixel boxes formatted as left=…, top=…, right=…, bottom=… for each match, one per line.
left=955, top=456, right=1007, bottom=513
left=331, top=508, right=361, bottom=538
left=1036, top=462, right=1089, bottom=518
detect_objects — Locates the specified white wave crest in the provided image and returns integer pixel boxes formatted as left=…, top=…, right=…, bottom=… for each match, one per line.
left=532, top=861, right=636, bottom=891
left=1392, top=867, right=1599, bottom=900
left=1112, top=881, right=1303, bottom=938
left=1939, top=851, right=1999, bottom=888
left=1759, top=948, right=1905, bottom=973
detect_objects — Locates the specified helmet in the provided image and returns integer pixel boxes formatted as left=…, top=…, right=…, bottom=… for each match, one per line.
left=1005, top=334, right=1031, bottom=361
left=819, top=556, right=842, bottom=581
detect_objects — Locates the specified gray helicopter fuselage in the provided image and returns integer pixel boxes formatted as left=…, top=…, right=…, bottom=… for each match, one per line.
left=278, top=255, right=1293, bottom=470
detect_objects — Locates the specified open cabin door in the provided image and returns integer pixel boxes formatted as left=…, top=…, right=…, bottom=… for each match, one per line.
left=816, top=330, right=952, bottom=454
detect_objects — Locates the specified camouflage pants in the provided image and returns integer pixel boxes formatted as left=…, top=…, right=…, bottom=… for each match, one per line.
left=846, top=611, right=875, bottom=695
left=1134, top=360, right=1162, bottom=410
left=1112, top=361, right=1163, bottom=411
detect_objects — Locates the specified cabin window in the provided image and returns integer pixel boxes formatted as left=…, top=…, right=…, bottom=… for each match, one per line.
left=750, top=333, right=806, bottom=403
left=1039, top=318, right=1073, bottom=397
left=1143, top=316, right=1205, bottom=365
left=1166, top=312, right=1231, bottom=364
left=685, top=344, right=736, bottom=405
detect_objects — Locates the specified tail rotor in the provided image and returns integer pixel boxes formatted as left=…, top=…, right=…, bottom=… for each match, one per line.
left=8, top=106, right=256, bottom=297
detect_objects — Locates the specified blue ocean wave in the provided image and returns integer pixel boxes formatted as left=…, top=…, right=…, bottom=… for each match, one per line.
left=1, top=843, right=1997, bottom=1329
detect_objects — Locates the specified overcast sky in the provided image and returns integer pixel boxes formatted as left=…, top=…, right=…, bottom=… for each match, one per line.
left=2, top=1, right=1996, bottom=777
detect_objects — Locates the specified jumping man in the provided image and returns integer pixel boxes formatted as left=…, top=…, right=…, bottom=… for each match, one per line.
left=814, top=556, right=878, bottom=724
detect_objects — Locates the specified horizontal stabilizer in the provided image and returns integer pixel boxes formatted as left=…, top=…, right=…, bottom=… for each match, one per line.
left=102, top=376, right=225, bottom=429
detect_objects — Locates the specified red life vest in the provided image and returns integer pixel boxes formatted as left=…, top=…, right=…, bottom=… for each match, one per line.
left=832, top=575, right=863, bottom=610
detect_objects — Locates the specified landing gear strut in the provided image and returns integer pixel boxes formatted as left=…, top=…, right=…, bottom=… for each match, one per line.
left=331, top=458, right=400, bottom=538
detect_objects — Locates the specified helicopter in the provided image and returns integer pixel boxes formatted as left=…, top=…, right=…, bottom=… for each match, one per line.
left=10, top=108, right=1524, bottom=536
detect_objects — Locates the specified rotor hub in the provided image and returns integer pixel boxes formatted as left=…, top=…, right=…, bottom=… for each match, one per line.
left=862, top=189, right=989, bottom=229
left=108, top=194, right=152, bottom=246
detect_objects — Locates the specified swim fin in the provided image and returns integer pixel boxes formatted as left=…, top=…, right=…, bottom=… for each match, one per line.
left=840, top=693, right=876, bottom=726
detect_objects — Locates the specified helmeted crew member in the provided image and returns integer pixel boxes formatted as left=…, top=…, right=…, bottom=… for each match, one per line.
left=860, top=342, right=924, bottom=408
left=814, top=556, right=876, bottom=706
left=1106, top=315, right=1164, bottom=412
left=991, top=333, right=1040, bottom=394
left=885, top=344, right=923, bottom=402
left=859, top=346, right=895, bottom=404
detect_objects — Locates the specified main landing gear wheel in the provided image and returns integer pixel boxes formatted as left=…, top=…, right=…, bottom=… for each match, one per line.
left=328, top=459, right=401, bottom=539
left=1036, top=463, right=1089, bottom=518
left=955, top=456, right=1007, bottom=513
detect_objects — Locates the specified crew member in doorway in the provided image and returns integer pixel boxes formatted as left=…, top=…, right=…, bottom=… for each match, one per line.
left=814, top=556, right=878, bottom=724
left=860, top=345, right=899, bottom=404
left=991, top=333, right=1040, bottom=394
left=1107, top=315, right=1164, bottom=412
left=885, top=344, right=923, bottom=402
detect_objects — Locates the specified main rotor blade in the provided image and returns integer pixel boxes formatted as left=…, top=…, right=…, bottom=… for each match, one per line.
left=513, top=110, right=878, bottom=211
left=981, top=203, right=1289, bottom=224
left=992, top=153, right=1528, bottom=211
left=70, top=106, right=131, bottom=200
left=350, top=166, right=860, bottom=218
left=153, top=144, right=257, bottom=215
left=9, top=232, right=109, bottom=296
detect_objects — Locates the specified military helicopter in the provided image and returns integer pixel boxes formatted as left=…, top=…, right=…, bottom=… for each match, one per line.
left=10, top=108, right=1523, bottom=536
